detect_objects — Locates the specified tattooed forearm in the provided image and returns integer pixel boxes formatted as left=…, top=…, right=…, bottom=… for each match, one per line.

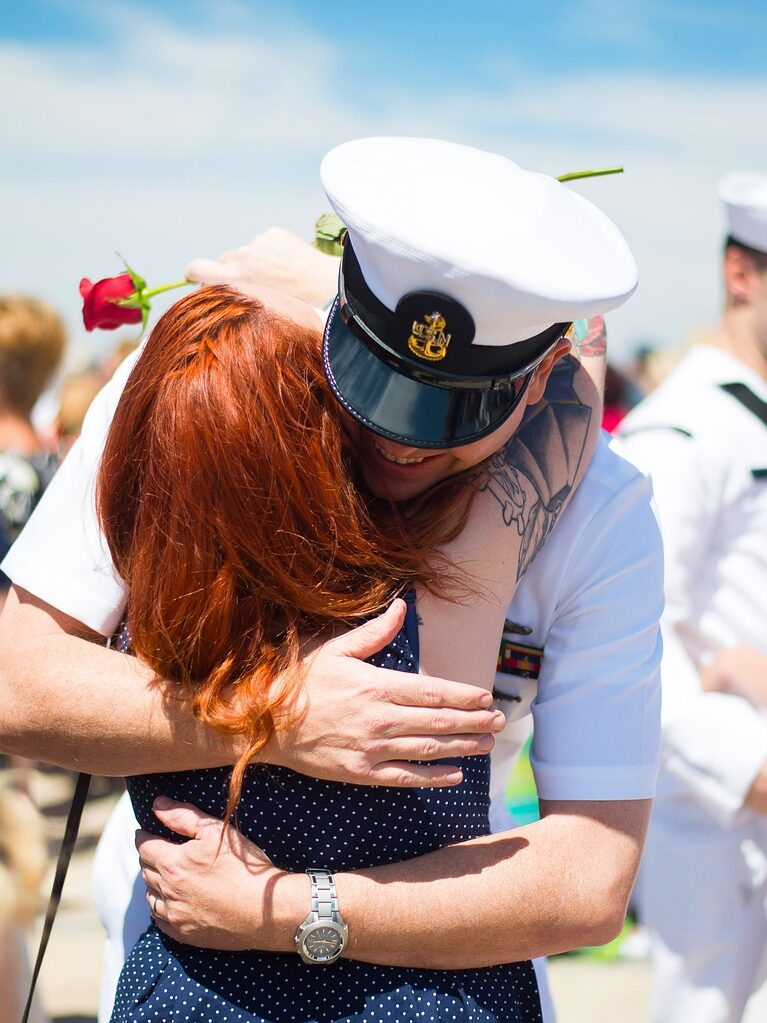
left=465, top=358, right=592, bottom=579
left=570, top=315, right=607, bottom=361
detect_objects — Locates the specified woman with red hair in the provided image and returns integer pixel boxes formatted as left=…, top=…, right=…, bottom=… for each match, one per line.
left=97, top=284, right=601, bottom=1022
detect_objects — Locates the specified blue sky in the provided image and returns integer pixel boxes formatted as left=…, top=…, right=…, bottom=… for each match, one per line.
left=3, top=0, right=767, bottom=368
left=7, top=0, right=766, bottom=78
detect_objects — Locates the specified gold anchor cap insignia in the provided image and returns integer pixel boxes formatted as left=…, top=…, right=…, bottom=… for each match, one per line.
left=408, top=311, right=451, bottom=362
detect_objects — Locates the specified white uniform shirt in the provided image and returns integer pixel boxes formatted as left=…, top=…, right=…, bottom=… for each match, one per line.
left=619, top=344, right=767, bottom=826
left=3, top=348, right=663, bottom=803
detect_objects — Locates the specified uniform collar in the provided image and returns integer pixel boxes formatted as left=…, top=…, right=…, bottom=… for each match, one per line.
left=680, top=344, right=767, bottom=403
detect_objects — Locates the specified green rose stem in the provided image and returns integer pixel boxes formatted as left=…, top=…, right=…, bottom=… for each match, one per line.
left=140, top=279, right=193, bottom=300
left=115, top=278, right=192, bottom=304
left=557, top=167, right=624, bottom=182
left=114, top=274, right=194, bottom=339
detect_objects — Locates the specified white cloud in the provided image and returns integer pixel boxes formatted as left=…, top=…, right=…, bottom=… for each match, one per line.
left=0, top=9, right=364, bottom=163
left=2, top=3, right=766, bottom=367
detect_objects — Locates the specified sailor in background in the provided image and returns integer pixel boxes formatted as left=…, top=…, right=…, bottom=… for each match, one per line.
left=619, top=172, right=767, bottom=1023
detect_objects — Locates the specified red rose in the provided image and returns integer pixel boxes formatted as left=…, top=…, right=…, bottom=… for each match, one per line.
left=79, top=273, right=143, bottom=332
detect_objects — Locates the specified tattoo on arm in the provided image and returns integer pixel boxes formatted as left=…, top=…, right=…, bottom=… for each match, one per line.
left=465, top=359, right=592, bottom=580
left=571, top=315, right=607, bottom=361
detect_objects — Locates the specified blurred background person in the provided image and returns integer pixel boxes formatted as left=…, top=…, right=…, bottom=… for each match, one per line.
left=0, top=293, right=65, bottom=790
left=0, top=295, right=65, bottom=603
left=0, top=772, right=48, bottom=1023
left=601, top=363, right=634, bottom=433
left=54, top=369, right=104, bottom=458
left=96, top=339, right=139, bottom=387
left=0, top=295, right=64, bottom=1020
left=619, top=172, right=767, bottom=1023
left=629, top=343, right=687, bottom=399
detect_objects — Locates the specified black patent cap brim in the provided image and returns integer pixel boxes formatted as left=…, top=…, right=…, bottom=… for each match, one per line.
left=323, top=298, right=532, bottom=449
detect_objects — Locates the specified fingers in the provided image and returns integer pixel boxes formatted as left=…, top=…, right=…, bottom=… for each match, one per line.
left=385, top=733, right=495, bottom=761
left=396, top=674, right=495, bottom=711
left=143, top=872, right=164, bottom=903
left=146, top=887, right=165, bottom=920
left=139, top=854, right=162, bottom=881
left=351, top=661, right=495, bottom=712
left=366, top=761, right=464, bottom=788
left=151, top=796, right=216, bottom=837
left=371, top=704, right=504, bottom=739
left=145, top=887, right=184, bottom=944
left=135, top=822, right=200, bottom=880
left=139, top=839, right=180, bottom=930
left=329, top=600, right=407, bottom=659
left=185, top=257, right=245, bottom=285
left=135, top=830, right=176, bottom=877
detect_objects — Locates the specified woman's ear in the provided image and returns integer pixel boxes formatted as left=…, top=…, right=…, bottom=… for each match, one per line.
left=526, top=338, right=572, bottom=405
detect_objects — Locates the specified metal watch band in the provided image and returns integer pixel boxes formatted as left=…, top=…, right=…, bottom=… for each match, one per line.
left=295, top=867, right=348, bottom=965
left=305, top=868, right=342, bottom=923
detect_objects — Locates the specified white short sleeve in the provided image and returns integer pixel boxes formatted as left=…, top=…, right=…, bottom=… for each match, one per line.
left=529, top=461, right=664, bottom=801
left=1, top=348, right=142, bottom=635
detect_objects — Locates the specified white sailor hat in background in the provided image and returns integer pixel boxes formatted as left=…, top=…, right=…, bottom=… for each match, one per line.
left=320, top=136, right=638, bottom=448
left=719, top=171, right=767, bottom=255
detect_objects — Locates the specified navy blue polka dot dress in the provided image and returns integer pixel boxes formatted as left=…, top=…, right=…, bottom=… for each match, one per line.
left=111, top=594, right=542, bottom=1022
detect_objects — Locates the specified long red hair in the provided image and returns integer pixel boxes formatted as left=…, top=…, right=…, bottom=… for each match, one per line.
left=97, top=286, right=471, bottom=809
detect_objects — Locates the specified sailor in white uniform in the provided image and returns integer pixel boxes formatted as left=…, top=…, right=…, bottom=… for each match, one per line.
left=0, top=141, right=662, bottom=1021
left=619, top=171, right=767, bottom=1023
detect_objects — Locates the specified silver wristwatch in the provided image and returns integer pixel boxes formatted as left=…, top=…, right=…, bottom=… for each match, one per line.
left=294, top=868, right=348, bottom=965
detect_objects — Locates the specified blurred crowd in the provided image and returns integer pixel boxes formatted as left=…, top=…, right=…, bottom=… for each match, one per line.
left=0, top=300, right=137, bottom=1022
left=0, top=303, right=137, bottom=604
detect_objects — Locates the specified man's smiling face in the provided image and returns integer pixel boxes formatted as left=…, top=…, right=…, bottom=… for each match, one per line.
left=347, top=406, right=527, bottom=502
left=344, top=340, right=570, bottom=502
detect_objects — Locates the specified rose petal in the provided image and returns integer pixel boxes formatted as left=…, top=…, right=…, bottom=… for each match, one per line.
left=80, top=272, right=142, bottom=331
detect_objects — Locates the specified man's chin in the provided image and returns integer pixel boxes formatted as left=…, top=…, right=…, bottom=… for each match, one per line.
left=361, top=476, right=417, bottom=502
left=360, top=464, right=437, bottom=502
left=353, top=429, right=456, bottom=501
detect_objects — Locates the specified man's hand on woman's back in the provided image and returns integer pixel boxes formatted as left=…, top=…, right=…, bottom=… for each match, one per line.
left=0, top=589, right=503, bottom=784
left=264, top=599, right=505, bottom=788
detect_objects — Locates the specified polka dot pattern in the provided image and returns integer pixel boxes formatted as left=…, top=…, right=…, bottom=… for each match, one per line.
left=111, top=594, right=542, bottom=1022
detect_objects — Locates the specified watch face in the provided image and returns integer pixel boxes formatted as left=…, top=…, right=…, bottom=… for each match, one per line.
left=303, top=923, right=344, bottom=961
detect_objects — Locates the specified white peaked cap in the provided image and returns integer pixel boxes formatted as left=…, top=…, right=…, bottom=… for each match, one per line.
left=321, top=136, right=638, bottom=346
left=719, top=171, right=767, bottom=254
